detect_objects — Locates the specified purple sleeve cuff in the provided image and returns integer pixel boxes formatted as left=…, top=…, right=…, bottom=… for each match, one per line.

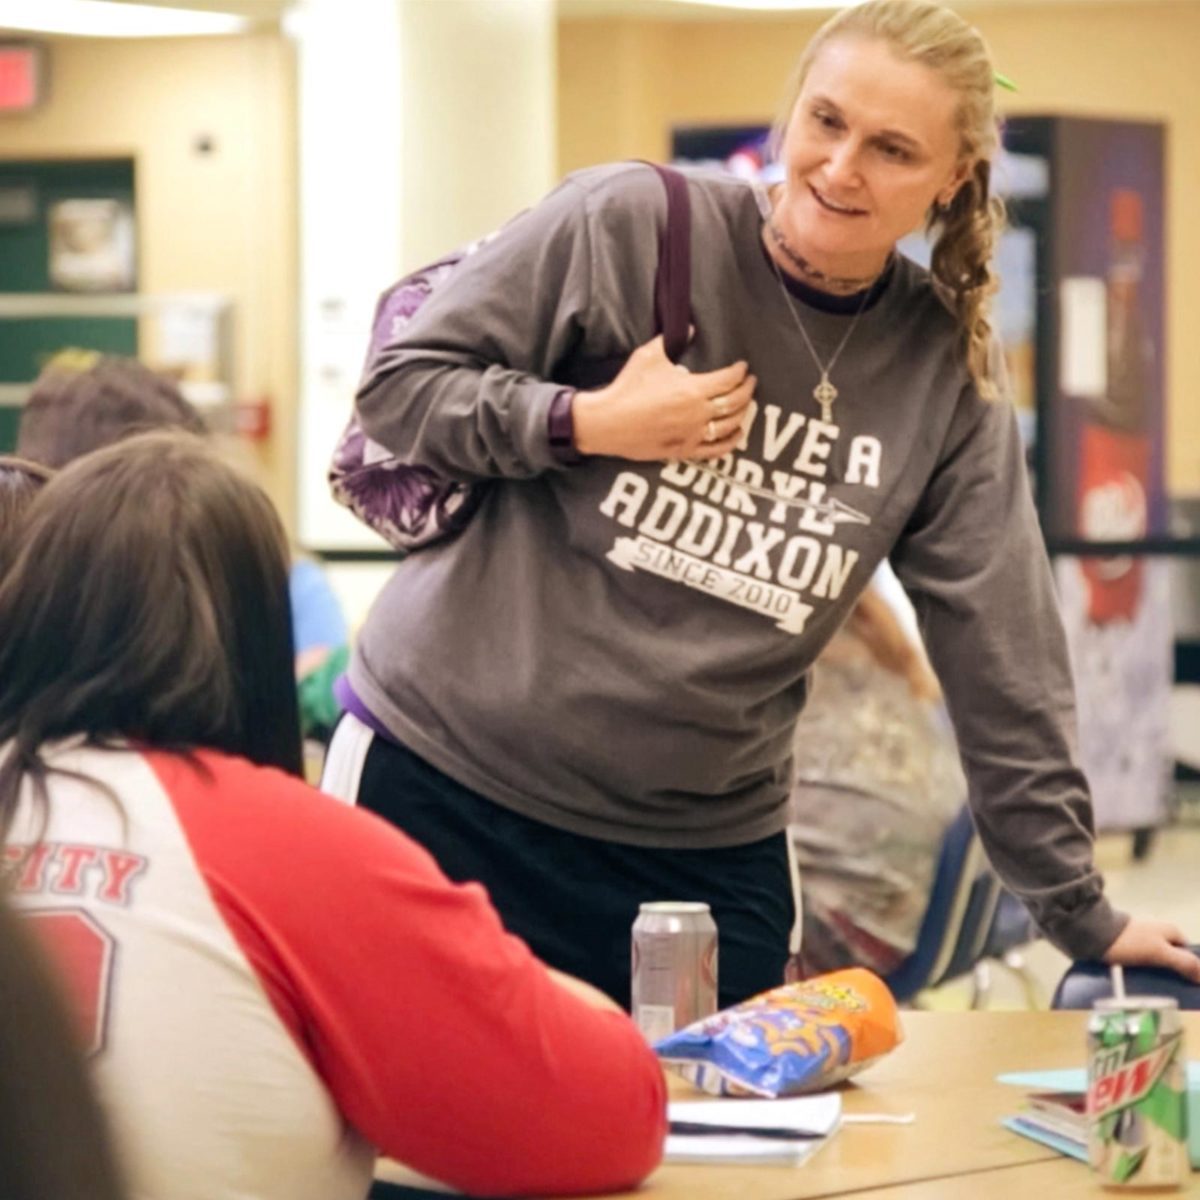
left=547, top=387, right=584, bottom=466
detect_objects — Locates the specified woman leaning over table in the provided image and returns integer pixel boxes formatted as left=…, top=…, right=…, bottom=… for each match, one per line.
left=0, top=433, right=665, bottom=1200
left=325, top=0, right=1200, bottom=1008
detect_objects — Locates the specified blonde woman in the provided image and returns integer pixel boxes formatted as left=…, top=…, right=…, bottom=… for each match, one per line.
left=325, top=0, right=1198, bottom=1008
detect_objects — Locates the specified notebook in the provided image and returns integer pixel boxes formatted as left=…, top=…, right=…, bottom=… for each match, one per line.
left=998, top=1066, right=1200, bottom=1169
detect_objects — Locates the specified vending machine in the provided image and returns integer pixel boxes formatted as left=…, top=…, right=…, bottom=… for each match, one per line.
left=1005, top=116, right=1171, bottom=834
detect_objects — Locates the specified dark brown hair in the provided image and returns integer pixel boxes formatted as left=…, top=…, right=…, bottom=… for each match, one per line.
left=0, top=456, right=53, bottom=576
left=16, top=351, right=206, bottom=469
left=0, top=432, right=302, bottom=834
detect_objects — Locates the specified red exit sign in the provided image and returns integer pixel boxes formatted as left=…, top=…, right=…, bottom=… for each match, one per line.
left=0, top=42, right=44, bottom=113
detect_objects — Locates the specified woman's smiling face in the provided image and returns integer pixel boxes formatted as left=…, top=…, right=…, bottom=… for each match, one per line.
left=772, top=35, right=971, bottom=281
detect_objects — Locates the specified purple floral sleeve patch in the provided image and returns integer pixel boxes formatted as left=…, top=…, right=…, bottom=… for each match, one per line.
left=328, top=236, right=497, bottom=551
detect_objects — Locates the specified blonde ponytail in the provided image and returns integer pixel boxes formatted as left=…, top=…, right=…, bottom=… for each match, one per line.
left=929, top=158, right=1006, bottom=399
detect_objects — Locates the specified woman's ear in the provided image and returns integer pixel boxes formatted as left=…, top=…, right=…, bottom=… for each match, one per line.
left=938, top=159, right=976, bottom=209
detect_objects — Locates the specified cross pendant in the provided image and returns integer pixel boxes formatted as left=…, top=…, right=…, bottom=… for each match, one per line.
left=813, top=374, right=838, bottom=424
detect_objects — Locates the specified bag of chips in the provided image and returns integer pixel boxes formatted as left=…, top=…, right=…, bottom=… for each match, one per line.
left=654, top=967, right=902, bottom=1097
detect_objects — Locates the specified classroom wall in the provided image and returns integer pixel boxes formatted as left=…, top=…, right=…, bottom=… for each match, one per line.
left=398, top=0, right=557, bottom=269
left=0, top=33, right=299, bottom=524
left=7, top=3, right=1196, bottom=522
left=558, top=0, right=1200, bottom=495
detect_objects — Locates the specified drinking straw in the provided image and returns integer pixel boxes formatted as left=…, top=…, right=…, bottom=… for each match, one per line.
left=1111, top=964, right=1126, bottom=1001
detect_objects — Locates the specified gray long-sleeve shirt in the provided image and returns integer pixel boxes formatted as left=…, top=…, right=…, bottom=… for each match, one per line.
left=349, top=162, right=1125, bottom=961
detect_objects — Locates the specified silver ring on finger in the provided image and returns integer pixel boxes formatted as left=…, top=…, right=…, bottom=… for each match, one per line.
left=711, top=393, right=732, bottom=419
left=704, top=419, right=718, bottom=443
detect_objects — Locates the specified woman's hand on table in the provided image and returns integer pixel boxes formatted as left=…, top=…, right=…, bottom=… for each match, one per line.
left=1103, top=917, right=1200, bottom=983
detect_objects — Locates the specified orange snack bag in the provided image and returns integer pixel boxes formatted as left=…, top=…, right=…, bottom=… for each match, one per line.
left=654, top=967, right=903, bottom=1097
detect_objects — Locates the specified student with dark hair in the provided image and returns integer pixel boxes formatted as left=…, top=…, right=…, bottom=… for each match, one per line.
left=0, top=430, right=301, bottom=784
left=0, top=432, right=665, bottom=1200
left=0, top=897, right=127, bottom=1200
left=16, top=348, right=349, bottom=739
left=0, top=455, right=52, bottom=575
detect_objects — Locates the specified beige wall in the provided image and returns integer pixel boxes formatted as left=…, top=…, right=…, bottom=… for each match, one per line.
left=0, top=33, right=299, bottom=524
left=399, top=0, right=557, bottom=268
left=8, top=4, right=1196, bottom=521
left=559, top=1, right=1200, bottom=494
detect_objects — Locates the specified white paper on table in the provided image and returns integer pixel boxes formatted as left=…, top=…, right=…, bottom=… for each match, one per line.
left=663, top=1133, right=827, bottom=1165
left=665, top=1094, right=842, bottom=1164
left=669, top=1093, right=842, bottom=1135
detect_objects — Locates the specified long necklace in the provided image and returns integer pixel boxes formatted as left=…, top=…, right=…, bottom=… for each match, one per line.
left=764, top=244, right=873, bottom=425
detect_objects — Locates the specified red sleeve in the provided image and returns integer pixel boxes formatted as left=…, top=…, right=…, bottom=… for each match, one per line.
left=147, top=751, right=666, bottom=1197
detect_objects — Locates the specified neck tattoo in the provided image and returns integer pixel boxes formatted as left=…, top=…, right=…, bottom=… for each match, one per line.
left=766, top=217, right=887, bottom=296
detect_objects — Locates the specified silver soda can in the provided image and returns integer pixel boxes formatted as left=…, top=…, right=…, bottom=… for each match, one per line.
left=1087, top=995, right=1188, bottom=1190
left=631, top=901, right=718, bottom=1044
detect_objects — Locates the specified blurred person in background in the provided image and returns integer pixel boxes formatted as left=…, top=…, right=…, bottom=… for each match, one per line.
left=0, top=896, right=127, bottom=1200
left=0, top=455, right=53, bottom=575
left=291, top=554, right=351, bottom=742
left=0, top=432, right=666, bottom=1200
left=324, top=0, right=1198, bottom=1011
left=789, top=577, right=964, bottom=978
left=16, top=349, right=349, bottom=741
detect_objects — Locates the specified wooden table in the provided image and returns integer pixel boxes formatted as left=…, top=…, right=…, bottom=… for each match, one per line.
left=377, top=1011, right=1200, bottom=1199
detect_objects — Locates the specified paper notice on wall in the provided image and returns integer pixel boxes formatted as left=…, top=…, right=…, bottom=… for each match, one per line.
left=1059, top=276, right=1107, bottom=398
left=157, top=304, right=219, bottom=371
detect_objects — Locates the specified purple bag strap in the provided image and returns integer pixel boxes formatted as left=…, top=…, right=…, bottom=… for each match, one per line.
left=645, top=162, right=692, bottom=362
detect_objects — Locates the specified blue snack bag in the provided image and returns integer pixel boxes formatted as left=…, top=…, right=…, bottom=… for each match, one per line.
left=655, top=968, right=903, bottom=1097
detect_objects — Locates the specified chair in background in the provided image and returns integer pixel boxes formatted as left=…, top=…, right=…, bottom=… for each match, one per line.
left=1051, top=951, right=1200, bottom=1011
left=884, top=805, right=991, bottom=1004
left=968, top=889, right=1039, bottom=1009
left=885, top=805, right=1039, bottom=1008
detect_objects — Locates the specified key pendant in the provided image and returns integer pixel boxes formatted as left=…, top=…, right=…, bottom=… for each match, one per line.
left=813, top=374, right=838, bottom=424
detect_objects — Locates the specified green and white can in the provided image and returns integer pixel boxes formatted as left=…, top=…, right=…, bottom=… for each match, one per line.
left=1087, top=995, right=1188, bottom=1189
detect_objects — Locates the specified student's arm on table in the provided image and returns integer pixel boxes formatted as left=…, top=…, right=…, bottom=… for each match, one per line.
left=161, top=752, right=667, bottom=1199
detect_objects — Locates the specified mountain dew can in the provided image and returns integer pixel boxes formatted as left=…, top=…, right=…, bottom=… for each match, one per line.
left=1087, top=996, right=1188, bottom=1189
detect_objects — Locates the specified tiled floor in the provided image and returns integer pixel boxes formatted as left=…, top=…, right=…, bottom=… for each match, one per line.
left=923, top=790, right=1200, bottom=1011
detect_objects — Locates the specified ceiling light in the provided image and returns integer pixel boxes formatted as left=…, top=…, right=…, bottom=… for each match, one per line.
left=0, top=0, right=251, bottom=38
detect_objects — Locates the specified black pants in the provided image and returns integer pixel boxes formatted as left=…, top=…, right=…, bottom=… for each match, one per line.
left=355, top=732, right=795, bottom=1010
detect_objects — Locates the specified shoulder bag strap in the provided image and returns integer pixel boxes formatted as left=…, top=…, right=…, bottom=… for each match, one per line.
left=644, top=162, right=693, bottom=362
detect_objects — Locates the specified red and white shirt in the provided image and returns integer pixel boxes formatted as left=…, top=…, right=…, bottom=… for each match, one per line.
left=5, top=741, right=666, bottom=1200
